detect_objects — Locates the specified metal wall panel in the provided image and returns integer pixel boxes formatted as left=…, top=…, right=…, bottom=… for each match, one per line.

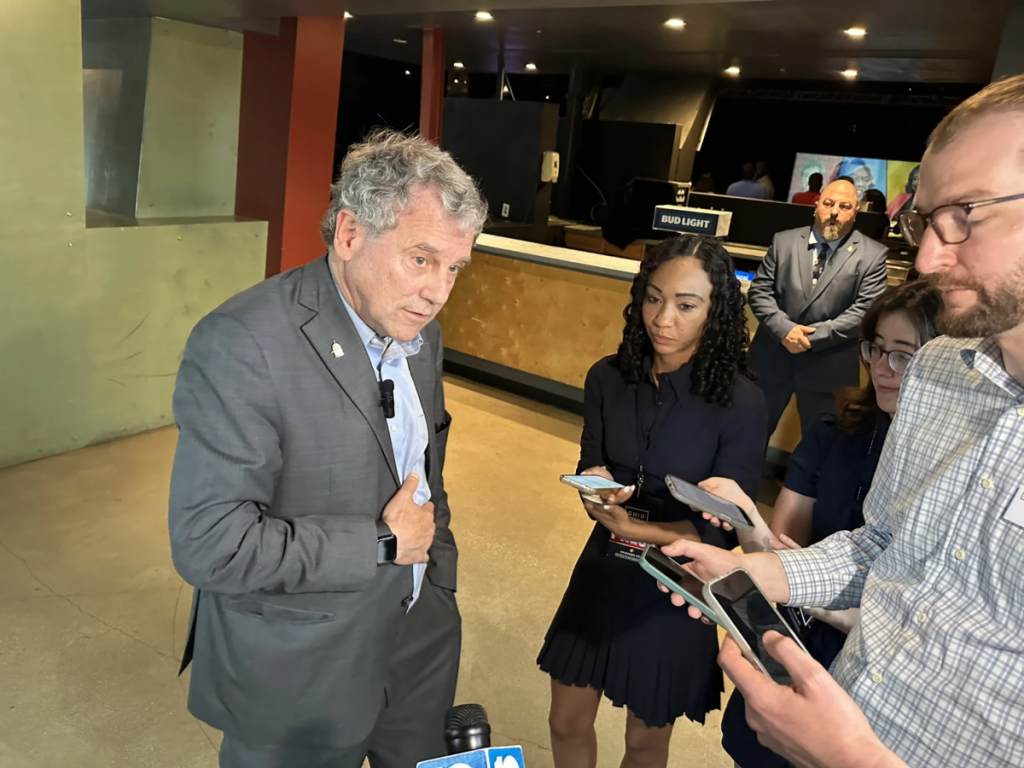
left=136, top=18, right=243, bottom=218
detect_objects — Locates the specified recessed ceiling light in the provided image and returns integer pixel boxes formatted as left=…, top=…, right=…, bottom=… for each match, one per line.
left=845, top=27, right=867, bottom=37
left=526, top=63, right=537, bottom=70
left=405, top=70, right=411, bottom=76
left=476, top=11, right=493, bottom=21
left=545, top=95, right=550, bottom=100
left=453, top=62, right=465, bottom=68
left=394, top=38, right=407, bottom=44
left=454, top=78, right=460, bottom=83
left=725, top=66, right=740, bottom=76
left=842, top=69, right=859, bottom=78
left=343, top=12, right=353, bottom=20
left=665, top=18, right=685, bottom=29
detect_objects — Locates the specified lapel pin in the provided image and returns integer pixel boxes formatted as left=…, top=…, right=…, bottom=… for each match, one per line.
left=847, top=245, right=854, bottom=252
left=331, top=341, right=344, bottom=358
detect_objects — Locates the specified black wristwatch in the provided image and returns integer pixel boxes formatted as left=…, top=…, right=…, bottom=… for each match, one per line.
left=376, top=521, right=397, bottom=566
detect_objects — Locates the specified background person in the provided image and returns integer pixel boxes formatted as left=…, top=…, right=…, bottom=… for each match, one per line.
left=755, top=161, right=775, bottom=200
left=747, top=180, right=889, bottom=440
left=728, top=163, right=769, bottom=199
left=538, top=235, right=767, bottom=768
left=168, top=130, right=488, bottom=768
left=791, top=173, right=822, bottom=206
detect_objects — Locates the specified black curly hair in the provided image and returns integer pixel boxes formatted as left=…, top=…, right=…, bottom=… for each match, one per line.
left=614, top=234, right=755, bottom=407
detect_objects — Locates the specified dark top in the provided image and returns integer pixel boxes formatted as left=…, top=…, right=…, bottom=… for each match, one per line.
left=721, top=413, right=890, bottom=766
left=538, top=355, right=767, bottom=728
left=579, top=355, right=767, bottom=541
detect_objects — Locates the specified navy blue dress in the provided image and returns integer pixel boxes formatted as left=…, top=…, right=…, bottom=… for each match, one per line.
left=721, top=414, right=890, bottom=767
left=538, top=356, right=767, bottom=728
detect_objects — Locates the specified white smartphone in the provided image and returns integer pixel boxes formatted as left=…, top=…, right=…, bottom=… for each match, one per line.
left=702, top=568, right=810, bottom=685
left=560, top=474, right=625, bottom=495
left=639, top=545, right=722, bottom=626
left=664, top=474, right=755, bottom=531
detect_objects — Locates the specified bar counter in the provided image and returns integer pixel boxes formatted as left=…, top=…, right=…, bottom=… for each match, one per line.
left=438, top=234, right=804, bottom=458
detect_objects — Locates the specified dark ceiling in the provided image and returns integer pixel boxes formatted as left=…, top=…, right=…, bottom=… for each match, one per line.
left=82, top=0, right=1011, bottom=83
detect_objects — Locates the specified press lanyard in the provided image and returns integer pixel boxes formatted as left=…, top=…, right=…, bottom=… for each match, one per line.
left=634, top=375, right=672, bottom=490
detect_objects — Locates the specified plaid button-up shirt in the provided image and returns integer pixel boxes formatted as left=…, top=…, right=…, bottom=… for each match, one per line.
left=777, top=335, right=1024, bottom=767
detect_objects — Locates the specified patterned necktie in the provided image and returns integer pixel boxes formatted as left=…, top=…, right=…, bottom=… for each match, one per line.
left=812, top=241, right=830, bottom=284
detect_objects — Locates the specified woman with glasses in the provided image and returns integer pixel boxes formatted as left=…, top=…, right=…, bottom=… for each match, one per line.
left=694, top=280, right=941, bottom=768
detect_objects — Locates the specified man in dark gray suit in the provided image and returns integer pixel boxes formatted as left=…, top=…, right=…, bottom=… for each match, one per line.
left=168, top=130, right=488, bottom=768
left=748, top=179, right=889, bottom=439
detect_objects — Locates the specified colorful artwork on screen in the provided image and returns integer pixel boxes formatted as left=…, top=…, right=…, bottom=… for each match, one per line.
left=788, top=153, right=921, bottom=213
left=788, top=154, right=842, bottom=202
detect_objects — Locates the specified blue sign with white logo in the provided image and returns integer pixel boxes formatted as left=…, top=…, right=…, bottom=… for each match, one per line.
left=652, top=205, right=732, bottom=238
left=488, top=747, right=525, bottom=768
left=416, top=749, right=489, bottom=768
left=417, top=747, right=524, bottom=768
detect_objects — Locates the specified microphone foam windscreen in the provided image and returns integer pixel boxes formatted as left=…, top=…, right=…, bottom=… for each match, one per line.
left=445, top=703, right=489, bottom=729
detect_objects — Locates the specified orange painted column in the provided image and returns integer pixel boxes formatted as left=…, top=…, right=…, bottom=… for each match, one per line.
left=236, top=17, right=346, bottom=277
left=420, top=27, right=446, bottom=145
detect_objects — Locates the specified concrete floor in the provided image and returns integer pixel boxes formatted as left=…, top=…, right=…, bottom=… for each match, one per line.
left=0, top=376, right=740, bottom=768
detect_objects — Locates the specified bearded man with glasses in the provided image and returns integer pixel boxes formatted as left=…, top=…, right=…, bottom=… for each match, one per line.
left=659, top=73, right=1024, bottom=768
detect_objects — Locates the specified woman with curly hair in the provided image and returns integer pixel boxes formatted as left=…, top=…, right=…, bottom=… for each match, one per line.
left=537, top=234, right=768, bottom=768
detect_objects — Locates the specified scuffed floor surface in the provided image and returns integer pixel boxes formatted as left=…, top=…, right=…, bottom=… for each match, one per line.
left=0, top=376, right=736, bottom=768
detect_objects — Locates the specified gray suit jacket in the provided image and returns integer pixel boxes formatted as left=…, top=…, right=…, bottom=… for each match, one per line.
left=168, top=255, right=457, bottom=748
left=747, top=226, right=889, bottom=390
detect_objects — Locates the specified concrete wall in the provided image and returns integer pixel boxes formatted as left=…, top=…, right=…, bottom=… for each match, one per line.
left=0, top=1, right=265, bottom=469
left=137, top=19, right=244, bottom=218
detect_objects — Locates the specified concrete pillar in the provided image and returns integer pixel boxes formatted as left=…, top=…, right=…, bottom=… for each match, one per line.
left=420, top=27, right=447, bottom=145
left=236, top=16, right=346, bottom=276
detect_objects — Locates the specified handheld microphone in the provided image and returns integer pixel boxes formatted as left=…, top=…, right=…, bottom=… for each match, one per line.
left=417, top=704, right=523, bottom=768
left=444, top=703, right=490, bottom=753
left=379, top=379, right=395, bottom=419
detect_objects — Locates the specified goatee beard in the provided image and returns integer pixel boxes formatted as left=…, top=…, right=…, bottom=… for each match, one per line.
left=820, top=220, right=843, bottom=241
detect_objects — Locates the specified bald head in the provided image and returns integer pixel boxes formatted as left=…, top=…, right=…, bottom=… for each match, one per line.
left=814, top=180, right=858, bottom=241
left=823, top=180, right=857, bottom=200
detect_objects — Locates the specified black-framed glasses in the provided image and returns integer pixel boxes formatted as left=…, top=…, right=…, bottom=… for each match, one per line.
left=860, top=341, right=914, bottom=375
left=898, top=192, right=1024, bottom=247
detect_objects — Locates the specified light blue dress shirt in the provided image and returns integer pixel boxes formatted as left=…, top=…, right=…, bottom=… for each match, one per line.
left=337, top=291, right=430, bottom=611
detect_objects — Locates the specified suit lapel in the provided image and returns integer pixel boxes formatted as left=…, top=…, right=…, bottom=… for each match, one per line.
left=297, top=257, right=400, bottom=485
left=802, top=231, right=860, bottom=311
left=796, top=227, right=814, bottom=300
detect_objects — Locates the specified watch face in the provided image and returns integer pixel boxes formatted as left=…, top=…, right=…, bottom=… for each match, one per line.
left=378, top=535, right=398, bottom=565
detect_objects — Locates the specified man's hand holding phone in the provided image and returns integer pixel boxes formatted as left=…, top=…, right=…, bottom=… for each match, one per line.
left=658, top=539, right=792, bottom=619
left=720, top=632, right=907, bottom=768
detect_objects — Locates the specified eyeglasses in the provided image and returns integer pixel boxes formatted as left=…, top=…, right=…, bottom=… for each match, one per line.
left=860, top=341, right=914, bottom=374
left=898, top=192, right=1024, bottom=247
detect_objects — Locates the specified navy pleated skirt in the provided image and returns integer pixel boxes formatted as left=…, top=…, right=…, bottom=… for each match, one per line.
left=537, top=524, right=723, bottom=729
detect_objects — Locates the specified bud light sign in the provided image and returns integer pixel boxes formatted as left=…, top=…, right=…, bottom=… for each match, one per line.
left=652, top=205, right=732, bottom=238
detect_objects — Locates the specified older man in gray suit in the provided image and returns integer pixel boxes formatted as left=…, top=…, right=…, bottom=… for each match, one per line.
left=748, top=179, right=889, bottom=440
left=168, top=130, right=488, bottom=768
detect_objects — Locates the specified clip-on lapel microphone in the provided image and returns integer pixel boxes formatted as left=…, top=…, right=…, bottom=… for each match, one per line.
left=379, top=379, right=395, bottom=419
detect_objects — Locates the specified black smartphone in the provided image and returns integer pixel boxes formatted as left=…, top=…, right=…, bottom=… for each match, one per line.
left=703, top=568, right=809, bottom=685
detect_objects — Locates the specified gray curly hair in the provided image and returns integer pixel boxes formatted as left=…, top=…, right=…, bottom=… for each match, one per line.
left=320, top=128, right=488, bottom=246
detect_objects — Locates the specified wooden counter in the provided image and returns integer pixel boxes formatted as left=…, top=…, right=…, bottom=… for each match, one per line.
left=439, top=235, right=803, bottom=459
